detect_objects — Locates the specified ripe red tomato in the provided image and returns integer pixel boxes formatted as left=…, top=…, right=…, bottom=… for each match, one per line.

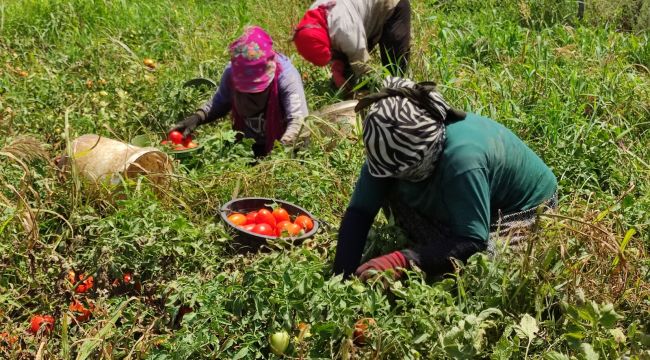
left=353, top=318, right=376, bottom=345
left=123, top=272, right=133, bottom=283
left=169, top=131, right=183, bottom=145
left=276, top=220, right=291, bottom=232
left=69, top=300, right=93, bottom=322
left=227, top=213, right=247, bottom=226
left=255, top=209, right=276, bottom=227
left=29, top=315, right=55, bottom=335
left=276, top=221, right=303, bottom=237
left=182, top=134, right=193, bottom=147
left=74, top=274, right=94, bottom=293
left=245, top=211, right=258, bottom=225
left=253, top=223, right=275, bottom=236
left=0, top=331, right=18, bottom=347
left=294, top=215, right=314, bottom=232
left=240, top=224, right=256, bottom=232
left=272, top=208, right=290, bottom=223
left=285, top=223, right=303, bottom=236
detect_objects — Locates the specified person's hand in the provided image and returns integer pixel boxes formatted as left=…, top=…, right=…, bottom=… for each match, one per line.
left=354, top=251, right=409, bottom=281
left=169, top=113, right=202, bottom=138
left=331, top=59, right=348, bottom=89
left=280, top=118, right=306, bottom=146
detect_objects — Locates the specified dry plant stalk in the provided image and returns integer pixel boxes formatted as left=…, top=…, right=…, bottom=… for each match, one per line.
left=537, top=210, right=648, bottom=306
left=1, top=135, right=48, bottom=163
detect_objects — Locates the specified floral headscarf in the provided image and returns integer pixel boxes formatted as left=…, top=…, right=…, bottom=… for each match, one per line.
left=229, top=26, right=277, bottom=93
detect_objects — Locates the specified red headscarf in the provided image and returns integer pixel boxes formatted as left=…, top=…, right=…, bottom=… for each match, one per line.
left=293, top=3, right=334, bottom=67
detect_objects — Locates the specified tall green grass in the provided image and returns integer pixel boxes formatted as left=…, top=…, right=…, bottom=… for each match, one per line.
left=0, top=0, right=648, bottom=358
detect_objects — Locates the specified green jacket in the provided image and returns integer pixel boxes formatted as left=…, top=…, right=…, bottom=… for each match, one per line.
left=349, top=113, right=558, bottom=242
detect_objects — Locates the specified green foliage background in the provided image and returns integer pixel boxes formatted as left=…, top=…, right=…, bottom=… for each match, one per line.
left=0, top=0, right=648, bottom=358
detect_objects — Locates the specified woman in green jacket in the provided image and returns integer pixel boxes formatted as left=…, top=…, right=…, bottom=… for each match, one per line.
left=334, top=77, right=558, bottom=280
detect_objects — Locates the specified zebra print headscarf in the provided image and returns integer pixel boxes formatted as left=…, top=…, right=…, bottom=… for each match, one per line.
left=357, top=77, right=455, bottom=182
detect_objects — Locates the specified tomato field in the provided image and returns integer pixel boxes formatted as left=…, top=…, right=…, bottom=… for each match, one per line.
left=1, top=0, right=649, bottom=358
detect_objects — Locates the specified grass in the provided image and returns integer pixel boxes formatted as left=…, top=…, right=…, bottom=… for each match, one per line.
left=0, top=0, right=649, bottom=358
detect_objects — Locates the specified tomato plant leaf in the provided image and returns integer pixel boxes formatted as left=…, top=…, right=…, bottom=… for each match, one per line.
left=581, top=343, right=599, bottom=360
left=543, top=352, right=571, bottom=360
left=232, top=346, right=249, bottom=360
left=516, top=314, right=539, bottom=340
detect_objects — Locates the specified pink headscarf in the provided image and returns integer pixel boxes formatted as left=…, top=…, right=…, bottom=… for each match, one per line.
left=229, top=26, right=277, bottom=93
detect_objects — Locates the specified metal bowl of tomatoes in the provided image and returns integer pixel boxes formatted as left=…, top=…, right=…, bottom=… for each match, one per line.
left=220, top=197, right=319, bottom=250
left=131, top=133, right=203, bottom=159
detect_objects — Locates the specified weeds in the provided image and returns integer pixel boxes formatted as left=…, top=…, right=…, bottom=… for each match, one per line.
left=0, top=0, right=648, bottom=359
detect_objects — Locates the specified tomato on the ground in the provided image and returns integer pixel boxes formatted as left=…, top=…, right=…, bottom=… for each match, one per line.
left=69, top=300, right=93, bottom=322
left=73, top=274, right=94, bottom=294
left=353, top=318, right=376, bottom=345
left=29, top=315, right=55, bottom=335
left=143, top=58, right=156, bottom=69
left=269, top=331, right=290, bottom=356
left=0, top=331, right=18, bottom=347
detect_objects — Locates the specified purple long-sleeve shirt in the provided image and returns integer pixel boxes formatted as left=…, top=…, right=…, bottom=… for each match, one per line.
left=199, top=53, right=308, bottom=143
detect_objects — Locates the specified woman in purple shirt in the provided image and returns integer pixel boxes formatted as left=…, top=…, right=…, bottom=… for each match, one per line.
left=171, top=26, right=309, bottom=157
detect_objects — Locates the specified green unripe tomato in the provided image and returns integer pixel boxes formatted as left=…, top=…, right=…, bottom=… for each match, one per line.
left=269, top=331, right=290, bottom=356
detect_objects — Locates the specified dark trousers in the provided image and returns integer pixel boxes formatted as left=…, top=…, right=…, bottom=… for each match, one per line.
left=379, top=0, right=411, bottom=76
left=387, top=193, right=558, bottom=278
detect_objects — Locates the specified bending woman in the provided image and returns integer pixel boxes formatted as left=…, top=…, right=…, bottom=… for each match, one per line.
left=334, top=77, right=558, bottom=280
left=171, top=26, right=308, bottom=157
left=293, top=0, right=411, bottom=89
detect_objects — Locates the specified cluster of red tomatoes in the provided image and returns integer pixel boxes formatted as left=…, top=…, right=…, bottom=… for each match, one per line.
left=64, top=271, right=96, bottom=325
left=227, top=207, right=314, bottom=237
left=22, top=271, right=137, bottom=338
left=160, top=130, right=198, bottom=151
left=25, top=271, right=95, bottom=336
